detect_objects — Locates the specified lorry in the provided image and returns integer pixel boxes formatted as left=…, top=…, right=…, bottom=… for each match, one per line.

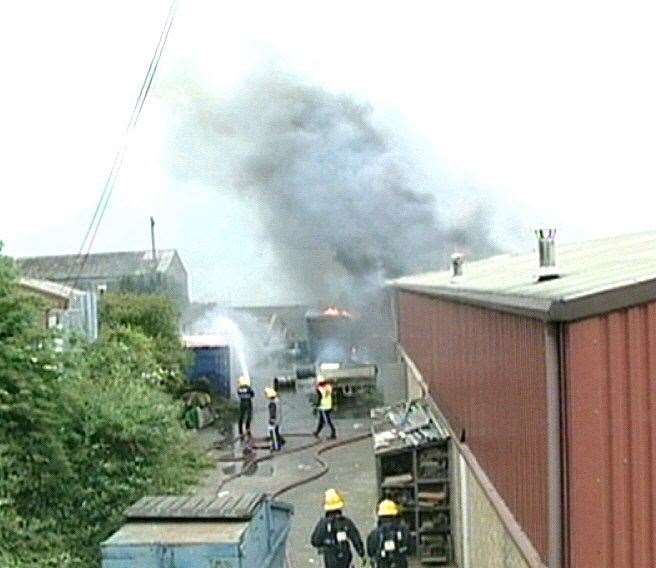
left=296, top=307, right=378, bottom=398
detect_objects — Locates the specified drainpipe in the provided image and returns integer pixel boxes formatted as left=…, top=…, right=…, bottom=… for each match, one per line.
left=545, top=323, right=563, bottom=568
left=390, top=288, right=400, bottom=345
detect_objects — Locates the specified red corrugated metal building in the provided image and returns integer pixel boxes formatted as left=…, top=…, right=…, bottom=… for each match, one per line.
left=391, top=231, right=656, bottom=568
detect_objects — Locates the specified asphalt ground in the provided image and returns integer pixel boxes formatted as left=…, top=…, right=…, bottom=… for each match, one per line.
left=195, top=362, right=420, bottom=567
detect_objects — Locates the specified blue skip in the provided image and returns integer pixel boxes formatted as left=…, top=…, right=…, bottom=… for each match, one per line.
left=182, top=335, right=232, bottom=398
left=101, top=493, right=293, bottom=568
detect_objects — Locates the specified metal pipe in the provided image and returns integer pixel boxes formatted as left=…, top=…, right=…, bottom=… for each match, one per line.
left=545, top=324, right=563, bottom=568
left=535, top=228, right=558, bottom=281
left=557, top=322, right=570, bottom=568
left=451, top=252, right=464, bottom=281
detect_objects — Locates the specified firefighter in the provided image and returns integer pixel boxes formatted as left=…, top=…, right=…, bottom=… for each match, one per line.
left=265, top=386, right=285, bottom=450
left=314, top=375, right=336, bottom=439
left=366, top=500, right=412, bottom=568
left=311, top=488, right=366, bottom=568
left=236, top=375, right=255, bottom=437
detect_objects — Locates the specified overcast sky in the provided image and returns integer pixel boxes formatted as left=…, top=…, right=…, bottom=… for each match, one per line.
left=1, top=1, right=655, bottom=303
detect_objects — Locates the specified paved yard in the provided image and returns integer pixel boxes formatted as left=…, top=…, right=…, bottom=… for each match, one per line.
left=193, top=357, right=422, bottom=567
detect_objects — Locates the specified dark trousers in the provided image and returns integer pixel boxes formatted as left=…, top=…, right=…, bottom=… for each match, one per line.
left=269, top=424, right=285, bottom=450
left=314, top=409, right=336, bottom=438
left=238, top=406, right=252, bottom=435
left=320, top=549, right=353, bottom=568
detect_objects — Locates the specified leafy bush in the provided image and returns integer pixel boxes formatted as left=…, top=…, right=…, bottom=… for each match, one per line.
left=117, top=273, right=188, bottom=308
left=99, top=292, right=179, bottom=341
left=0, top=244, right=210, bottom=567
left=99, top=293, right=190, bottom=392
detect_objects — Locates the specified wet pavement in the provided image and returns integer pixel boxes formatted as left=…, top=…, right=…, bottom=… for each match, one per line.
left=194, top=361, right=419, bottom=567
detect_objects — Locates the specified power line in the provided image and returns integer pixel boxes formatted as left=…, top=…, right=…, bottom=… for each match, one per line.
left=69, top=0, right=179, bottom=292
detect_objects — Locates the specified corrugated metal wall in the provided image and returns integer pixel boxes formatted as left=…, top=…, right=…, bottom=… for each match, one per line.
left=564, top=301, right=656, bottom=568
left=398, top=291, right=549, bottom=561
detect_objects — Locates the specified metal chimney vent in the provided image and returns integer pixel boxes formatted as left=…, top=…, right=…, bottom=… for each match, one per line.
left=450, top=252, right=464, bottom=282
left=535, top=228, right=559, bottom=281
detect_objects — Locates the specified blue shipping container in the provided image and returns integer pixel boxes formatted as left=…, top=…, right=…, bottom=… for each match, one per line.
left=102, top=493, right=293, bottom=568
left=183, top=336, right=231, bottom=398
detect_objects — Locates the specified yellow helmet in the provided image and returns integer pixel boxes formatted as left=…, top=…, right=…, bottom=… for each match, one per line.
left=238, top=375, right=250, bottom=387
left=377, top=499, right=399, bottom=517
left=264, top=387, right=277, bottom=399
left=324, top=488, right=345, bottom=512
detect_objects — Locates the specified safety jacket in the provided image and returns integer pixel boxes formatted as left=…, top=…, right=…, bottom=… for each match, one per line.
left=317, top=384, right=333, bottom=411
left=366, top=519, right=412, bottom=568
left=311, top=511, right=365, bottom=568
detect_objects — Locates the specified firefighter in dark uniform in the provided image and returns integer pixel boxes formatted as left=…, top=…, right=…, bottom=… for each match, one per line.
left=366, top=499, right=412, bottom=568
left=236, top=375, right=254, bottom=436
left=311, top=488, right=367, bottom=568
left=265, top=386, right=285, bottom=450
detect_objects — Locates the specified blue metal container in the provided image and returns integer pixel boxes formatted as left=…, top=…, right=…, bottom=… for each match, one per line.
left=183, top=335, right=231, bottom=397
left=101, top=493, right=293, bottom=568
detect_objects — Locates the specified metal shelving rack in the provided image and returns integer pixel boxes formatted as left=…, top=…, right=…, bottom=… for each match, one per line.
left=372, top=402, right=454, bottom=566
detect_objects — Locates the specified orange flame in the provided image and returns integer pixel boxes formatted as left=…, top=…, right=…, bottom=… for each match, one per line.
left=322, top=306, right=352, bottom=318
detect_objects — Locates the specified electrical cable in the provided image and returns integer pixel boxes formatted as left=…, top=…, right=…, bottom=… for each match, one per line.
left=68, top=0, right=179, bottom=292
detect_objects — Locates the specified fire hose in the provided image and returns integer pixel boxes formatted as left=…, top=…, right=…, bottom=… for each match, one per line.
left=213, top=433, right=322, bottom=494
left=209, top=431, right=373, bottom=568
left=212, top=431, right=371, bottom=494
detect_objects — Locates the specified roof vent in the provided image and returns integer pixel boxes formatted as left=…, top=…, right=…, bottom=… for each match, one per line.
left=535, top=229, right=559, bottom=281
left=450, top=252, right=464, bottom=282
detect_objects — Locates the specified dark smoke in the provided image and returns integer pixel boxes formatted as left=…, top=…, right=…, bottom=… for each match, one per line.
left=165, top=66, right=498, bottom=303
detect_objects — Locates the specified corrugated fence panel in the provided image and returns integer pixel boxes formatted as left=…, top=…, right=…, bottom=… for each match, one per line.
left=398, top=291, right=549, bottom=561
left=565, top=301, right=656, bottom=568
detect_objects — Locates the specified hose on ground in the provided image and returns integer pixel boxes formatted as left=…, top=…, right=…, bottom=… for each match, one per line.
left=214, top=433, right=323, bottom=494
left=214, top=431, right=372, bottom=495
left=210, top=429, right=373, bottom=567
left=210, top=432, right=319, bottom=461
left=277, top=432, right=373, bottom=568
left=271, top=432, right=372, bottom=498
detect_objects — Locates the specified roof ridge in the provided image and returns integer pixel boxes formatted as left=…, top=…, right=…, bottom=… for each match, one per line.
left=18, top=248, right=177, bottom=261
left=391, top=231, right=656, bottom=322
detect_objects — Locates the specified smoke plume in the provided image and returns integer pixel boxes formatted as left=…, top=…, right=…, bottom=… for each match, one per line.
left=165, top=65, right=497, bottom=304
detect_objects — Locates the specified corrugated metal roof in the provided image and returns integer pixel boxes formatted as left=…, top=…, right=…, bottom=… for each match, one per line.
left=391, top=231, right=656, bottom=321
left=17, top=249, right=179, bottom=280
left=19, top=278, right=84, bottom=300
left=124, top=493, right=265, bottom=521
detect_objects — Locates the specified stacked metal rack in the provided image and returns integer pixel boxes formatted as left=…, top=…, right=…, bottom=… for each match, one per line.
left=371, top=401, right=454, bottom=565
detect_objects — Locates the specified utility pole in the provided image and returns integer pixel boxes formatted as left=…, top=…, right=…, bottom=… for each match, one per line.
left=150, top=216, right=157, bottom=268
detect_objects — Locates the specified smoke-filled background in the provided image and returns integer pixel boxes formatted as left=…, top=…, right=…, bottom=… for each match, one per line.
left=164, top=65, right=498, bottom=306
left=5, top=1, right=656, bottom=308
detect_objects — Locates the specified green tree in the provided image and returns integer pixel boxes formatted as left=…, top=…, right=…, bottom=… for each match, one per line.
left=0, top=243, right=75, bottom=563
left=99, top=293, right=189, bottom=392
left=100, top=292, right=179, bottom=340
left=0, top=245, right=72, bottom=508
left=0, top=244, right=209, bottom=567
